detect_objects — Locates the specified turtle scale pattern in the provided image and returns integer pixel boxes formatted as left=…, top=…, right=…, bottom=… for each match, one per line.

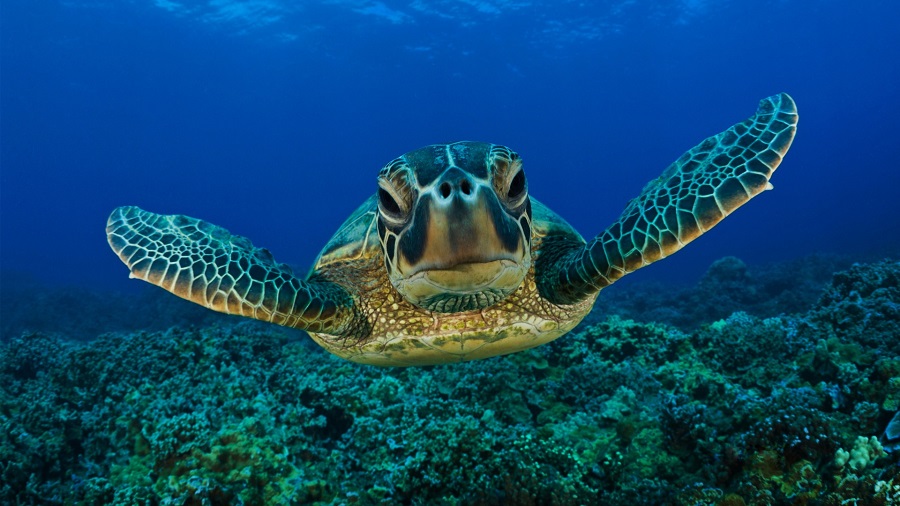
left=107, top=93, right=797, bottom=366
left=107, top=209, right=365, bottom=336
left=540, top=93, right=797, bottom=304
left=301, top=199, right=597, bottom=363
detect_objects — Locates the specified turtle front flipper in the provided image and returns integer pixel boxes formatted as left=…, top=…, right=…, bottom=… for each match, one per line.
left=107, top=206, right=366, bottom=338
left=538, top=93, right=798, bottom=304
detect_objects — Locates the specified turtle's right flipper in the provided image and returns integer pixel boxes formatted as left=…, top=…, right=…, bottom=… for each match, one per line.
left=106, top=206, right=365, bottom=337
left=538, top=93, right=798, bottom=304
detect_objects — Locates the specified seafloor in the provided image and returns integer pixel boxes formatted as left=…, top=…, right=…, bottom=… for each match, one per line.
left=1, top=256, right=898, bottom=505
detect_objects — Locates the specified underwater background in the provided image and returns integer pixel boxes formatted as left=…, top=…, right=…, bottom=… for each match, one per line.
left=2, top=0, right=900, bottom=504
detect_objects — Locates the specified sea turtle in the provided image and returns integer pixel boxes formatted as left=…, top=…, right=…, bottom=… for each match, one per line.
left=107, top=93, right=797, bottom=366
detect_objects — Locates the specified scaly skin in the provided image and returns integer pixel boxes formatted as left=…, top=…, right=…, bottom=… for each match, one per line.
left=106, top=207, right=367, bottom=338
left=106, top=93, right=797, bottom=366
left=538, top=93, right=798, bottom=304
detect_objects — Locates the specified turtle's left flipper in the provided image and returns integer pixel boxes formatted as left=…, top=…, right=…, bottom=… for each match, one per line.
left=539, top=93, right=798, bottom=304
left=106, top=206, right=366, bottom=337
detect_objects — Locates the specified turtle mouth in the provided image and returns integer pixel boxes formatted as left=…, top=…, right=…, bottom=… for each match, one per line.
left=418, top=259, right=519, bottom=291
left=395, top=259, right=527, bottom=313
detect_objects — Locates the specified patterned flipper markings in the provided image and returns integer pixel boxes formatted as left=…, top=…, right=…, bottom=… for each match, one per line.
left=543, top=93, right=798, bottom=304
left=107, top=206, right=361, bottom=336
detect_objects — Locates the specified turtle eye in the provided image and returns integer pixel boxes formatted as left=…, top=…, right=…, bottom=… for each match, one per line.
left=378, top=188, right=403, bottom=216
left=507, top=169, right=527, bottom=200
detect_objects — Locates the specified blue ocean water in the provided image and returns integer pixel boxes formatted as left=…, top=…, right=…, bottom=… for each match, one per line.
left=3, top=3, right=900, bottom=503
left=2, top=0, right=898, bottom=293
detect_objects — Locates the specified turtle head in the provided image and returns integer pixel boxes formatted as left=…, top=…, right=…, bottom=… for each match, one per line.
left=375, top=141, right=532, bottom=313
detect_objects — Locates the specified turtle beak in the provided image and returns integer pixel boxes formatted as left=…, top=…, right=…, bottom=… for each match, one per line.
left=396, top=169, right=526, bottom=287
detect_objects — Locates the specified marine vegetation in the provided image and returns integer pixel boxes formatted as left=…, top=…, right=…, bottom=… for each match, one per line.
left=1, top=257, right=898, bottom=504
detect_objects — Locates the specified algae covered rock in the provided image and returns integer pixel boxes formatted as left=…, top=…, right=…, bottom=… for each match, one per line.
left=1, top=258, right=898, bottom=504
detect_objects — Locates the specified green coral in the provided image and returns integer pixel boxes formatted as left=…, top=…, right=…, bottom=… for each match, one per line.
left=1, top=258, right=898, bottom=504
left=834, top=436, right=887, bottom=471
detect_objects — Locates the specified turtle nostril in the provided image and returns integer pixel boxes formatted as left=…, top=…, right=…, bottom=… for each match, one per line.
left=439, top=182, right=452, bottom=199
left=460, top=179, right=472, bottom=195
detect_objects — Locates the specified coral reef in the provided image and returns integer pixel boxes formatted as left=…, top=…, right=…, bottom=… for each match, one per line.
left=0, top=271, right=236, bottom=342
left=590, top=253, right=856, bottom=330
left=1, top=257, right=898, bottom=504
